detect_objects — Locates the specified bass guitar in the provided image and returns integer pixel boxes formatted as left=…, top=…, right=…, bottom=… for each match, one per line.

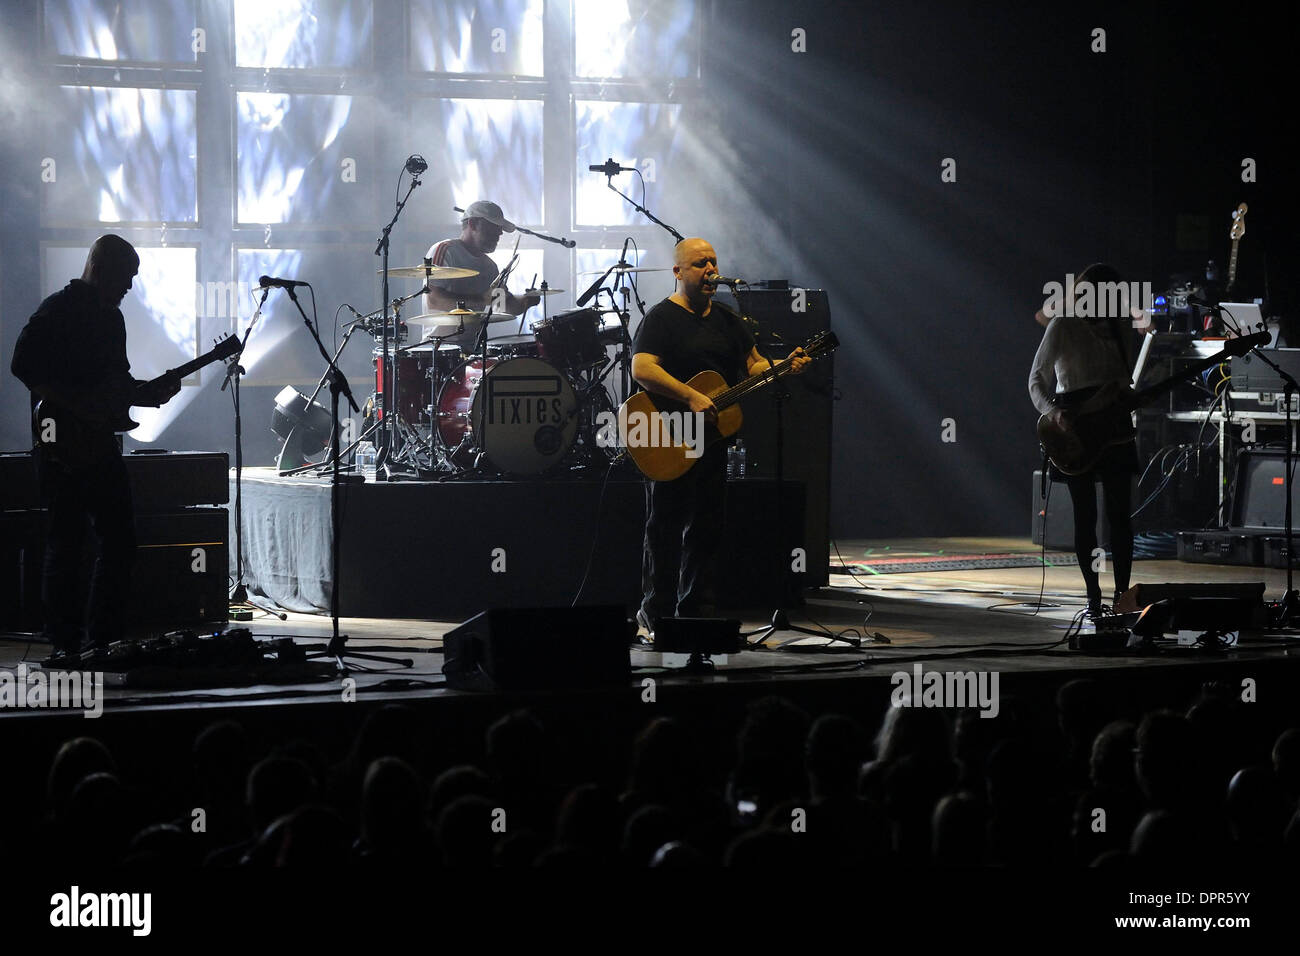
left=1038, top=331, right=1268, bottom=475
left=33, top=333, right=241, bottom=469
left=619, top=330, right=838, bottom=481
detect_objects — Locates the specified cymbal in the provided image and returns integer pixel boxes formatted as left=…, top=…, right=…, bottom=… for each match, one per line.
left=380, top=265, right=480, bottom=280
left=577, top=265, right=668, bottom=276
left=407, top=310, right=516, bottom=339
left=523, top=288, right=566, bottom=296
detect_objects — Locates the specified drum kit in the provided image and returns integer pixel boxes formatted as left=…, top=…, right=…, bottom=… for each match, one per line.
left=355, top=258, right=662, bottom=478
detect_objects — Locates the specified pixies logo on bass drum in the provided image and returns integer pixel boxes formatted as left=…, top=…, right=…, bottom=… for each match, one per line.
left=485, top=374, right=569, bottom=428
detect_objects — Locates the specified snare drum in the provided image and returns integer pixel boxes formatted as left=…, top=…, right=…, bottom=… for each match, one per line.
left=436, top=357, right=578, bottom=474
left=531, top=308, right=606, bottom=371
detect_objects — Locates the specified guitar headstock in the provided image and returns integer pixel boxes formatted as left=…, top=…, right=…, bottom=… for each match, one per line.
left=802, top=330, right=840, bottom=358
left=1223, top=330, right=1270, bottom=357
left=1230, top=203, right=1248, bottom=241
left=212, top=332, right=242, bottom=361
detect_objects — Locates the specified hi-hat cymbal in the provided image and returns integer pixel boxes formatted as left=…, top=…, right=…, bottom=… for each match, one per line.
left=577, top=265, right=668, bottom=276
left=407, top=310, right=516, bottom=339
left=523, top=288, right=566, bottom=296
left=380, top=264, right=480, bottom=280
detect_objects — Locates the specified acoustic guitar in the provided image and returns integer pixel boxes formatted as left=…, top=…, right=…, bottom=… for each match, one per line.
left=619, top=330, right=838, bottom=481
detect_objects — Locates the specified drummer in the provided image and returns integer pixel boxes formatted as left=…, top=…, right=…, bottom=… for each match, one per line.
left=423, top=200, right=541, bottom=318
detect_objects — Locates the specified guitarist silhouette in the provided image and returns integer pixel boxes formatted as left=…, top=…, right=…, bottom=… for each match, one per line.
left=629, top=237, right=809, bottom=639
left=1028, top=262, right=1142, bottom=621
left=11, top=235, right=182, bottom=664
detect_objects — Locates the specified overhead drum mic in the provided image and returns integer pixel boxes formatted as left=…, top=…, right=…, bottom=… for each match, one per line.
left=405, top=154, right=428, bottom=175
left=588, top=157, right=636, bottom=176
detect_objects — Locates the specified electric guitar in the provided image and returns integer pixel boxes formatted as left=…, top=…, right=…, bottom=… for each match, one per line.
left=619, top=330, right=838, bottom=481
left=1038, top=331, right=1268, bottom=475
left=32, top=333, right=241, bottom=469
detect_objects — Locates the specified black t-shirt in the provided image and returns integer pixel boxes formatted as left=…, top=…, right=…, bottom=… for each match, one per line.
left=632, top=298, right=755, bottom=387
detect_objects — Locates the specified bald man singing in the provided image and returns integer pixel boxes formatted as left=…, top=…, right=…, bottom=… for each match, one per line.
left=631, top=238, right=808, bottom=638
left=11, top=235, right=180, bottom=664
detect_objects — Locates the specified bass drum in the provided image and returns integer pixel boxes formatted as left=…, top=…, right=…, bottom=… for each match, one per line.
left=436, top=357, right=578, bottom=475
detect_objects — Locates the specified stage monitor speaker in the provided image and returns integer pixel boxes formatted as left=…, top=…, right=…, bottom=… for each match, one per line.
left=1117, top=582, right=1267, bottom=635
left=652, top=617, right=743, bottom=655
left=719, top=287, right=833, bottom=586
left=442, top=606, right=633, bottom=691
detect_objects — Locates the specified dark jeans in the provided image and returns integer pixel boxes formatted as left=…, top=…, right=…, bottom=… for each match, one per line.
left=641, top=441, right=727, bottom=621
left=40, top=452, right=136, bottom=652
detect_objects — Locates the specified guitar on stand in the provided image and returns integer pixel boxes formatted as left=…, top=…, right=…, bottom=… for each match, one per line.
left=1038, top=331, right=1270, bottom=475
left=618, top=330, right=839, bottom=481
left=1226, top=202, right=1248, bottom=297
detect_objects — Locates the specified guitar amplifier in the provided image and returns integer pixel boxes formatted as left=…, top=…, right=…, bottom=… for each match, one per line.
left=0, top=451, right=228, bottom=512
left=1031, top=470, right=1113, bottom=550
left=1230, top=448, right=1300, bottom=530
left=0, top=507, right=229, bottom=633
left=1230, top=348, right=1300, bottom=392
left=715, top=287, right=833, bottom=586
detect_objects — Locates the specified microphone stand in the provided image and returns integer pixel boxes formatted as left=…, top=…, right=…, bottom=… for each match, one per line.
left=472, top=294, right=498, bottom=473
left=604, top=175, right=684, bottom=244
left=512, top=223, right=576, bottom=248
left=226, top=289, right=287, bottom=620
left=278, top=284, right=411, bottom=673
left=373, top=166, right=422, bottom=481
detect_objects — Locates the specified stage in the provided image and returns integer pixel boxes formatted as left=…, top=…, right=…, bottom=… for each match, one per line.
left=4, top=536, right=1298, bottom=729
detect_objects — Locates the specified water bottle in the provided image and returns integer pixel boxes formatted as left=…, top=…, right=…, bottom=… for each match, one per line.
left=727, top=444, right=737, bottom=479
left=356, top=440, right=376, bottom=480
left=736, top=439, right=747, bottom=479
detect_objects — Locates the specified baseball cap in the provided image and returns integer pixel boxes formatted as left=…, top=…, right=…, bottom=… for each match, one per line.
left=460, top=200, right=516, bottom=233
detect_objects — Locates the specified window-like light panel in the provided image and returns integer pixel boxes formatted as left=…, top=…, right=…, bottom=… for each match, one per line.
left=44, top=0, right=199, bottom=62
left=409, top=0, right=543, bottom=75
left=574, top=0, right=697, bottom=79
left=43, top=86, right=197, bottom=225
left=236, top=92, right=373, bottom=225
left=233, top=0, right=373, bottom=69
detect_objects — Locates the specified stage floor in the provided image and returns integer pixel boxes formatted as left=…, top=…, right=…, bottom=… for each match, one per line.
left=3, top=537, right=1297, bottom=721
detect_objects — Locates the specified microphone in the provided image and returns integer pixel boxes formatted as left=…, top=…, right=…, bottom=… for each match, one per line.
left=705, top=273, right=743, bottom=287
left=258, top=275, right=309, bottom=290
left=587, top=158, right=636, bottom=176
left=405, top=154, right=428, bottom=176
